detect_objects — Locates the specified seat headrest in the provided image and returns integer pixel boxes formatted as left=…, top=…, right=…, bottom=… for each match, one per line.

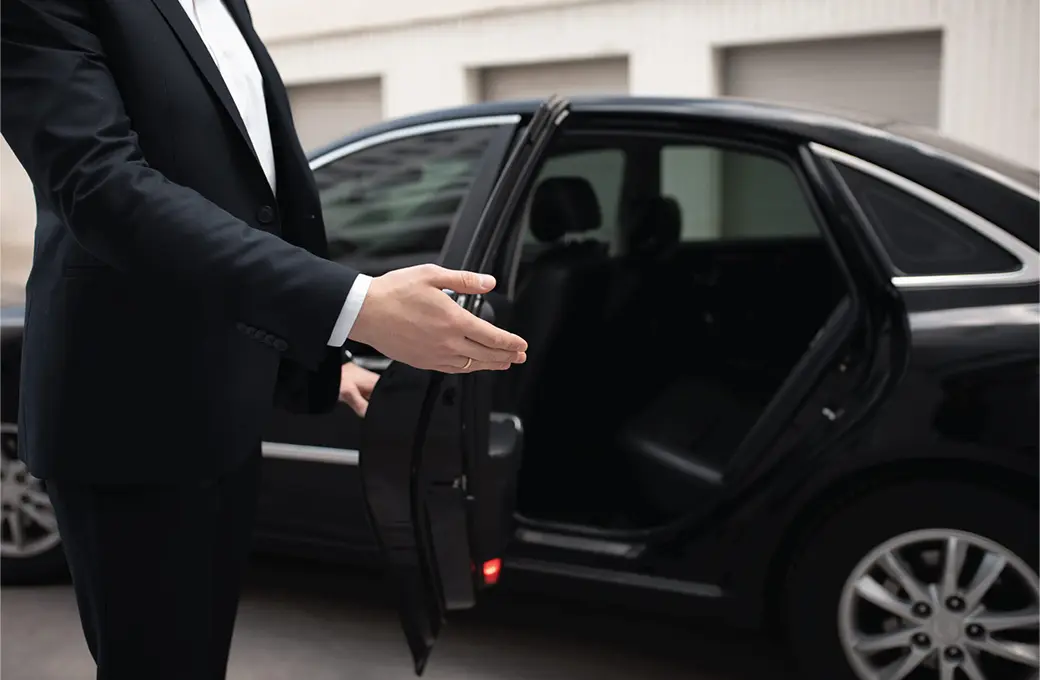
left=529, top=177, right=602, bottom=243
left=624, top=196, right=682, bottom=256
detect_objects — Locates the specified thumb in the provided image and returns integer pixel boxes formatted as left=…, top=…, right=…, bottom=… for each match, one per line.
left=426, top=266, right=495, bottom=294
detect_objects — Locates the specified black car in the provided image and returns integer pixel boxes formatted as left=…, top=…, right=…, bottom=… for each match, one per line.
left=2, top=96, right=1038, bottom=680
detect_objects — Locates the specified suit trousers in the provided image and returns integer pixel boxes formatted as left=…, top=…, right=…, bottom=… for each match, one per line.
left=47, top=450, right=261, bottom=680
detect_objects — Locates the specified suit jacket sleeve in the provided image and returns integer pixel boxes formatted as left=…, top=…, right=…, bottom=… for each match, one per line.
left=0, top=0, right=358, bottom=370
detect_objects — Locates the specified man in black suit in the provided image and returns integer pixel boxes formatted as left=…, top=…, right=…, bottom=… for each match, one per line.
left=1, top=1, right=528, bottom=677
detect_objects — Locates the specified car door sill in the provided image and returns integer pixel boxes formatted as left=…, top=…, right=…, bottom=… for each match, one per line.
left=503, top=557, right=723, bottom=598
left=514, top=527, right=646, bottom=558
left=514, top=512, right=689, bottom=542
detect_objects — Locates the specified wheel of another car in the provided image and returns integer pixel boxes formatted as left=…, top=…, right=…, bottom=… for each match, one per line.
left=782, top=478, right=1039, bottom=680
left=1, top=423, right=67, bottom=584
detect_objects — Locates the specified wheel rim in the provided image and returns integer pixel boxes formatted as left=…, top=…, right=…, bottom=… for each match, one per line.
left=0, top=424, right=61, bottom=558
left=838, top=528, right=1040, bottom=680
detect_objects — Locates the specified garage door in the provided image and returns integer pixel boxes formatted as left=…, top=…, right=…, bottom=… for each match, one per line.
left=480, top=57, right=629, bottom=102
left=719, top=32, right=942, bottom=240
left=287, top=78, right=383, bottom=153
left=721, top=31, right=942, bottom=126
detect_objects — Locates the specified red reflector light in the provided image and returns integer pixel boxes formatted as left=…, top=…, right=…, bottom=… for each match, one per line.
left=482, top=558, right=502, bottom=585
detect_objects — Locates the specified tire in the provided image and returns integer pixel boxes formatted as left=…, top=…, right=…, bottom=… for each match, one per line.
left=1, top=423, right=68, bottom=586
left=782, top=479, right=1039, bottom=680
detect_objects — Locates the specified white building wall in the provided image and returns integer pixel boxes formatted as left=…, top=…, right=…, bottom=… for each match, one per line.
left=257, top=0, right=1039, bottom=169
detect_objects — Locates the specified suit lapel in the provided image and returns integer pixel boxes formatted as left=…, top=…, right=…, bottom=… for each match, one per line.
left=149, top=0, right=258, bottom=160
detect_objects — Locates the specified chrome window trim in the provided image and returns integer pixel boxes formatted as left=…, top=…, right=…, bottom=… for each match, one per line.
left=261, top=441, right=359, bottom=465
left=810, top=143, right=1040, bottom=289
left=308, top=114, right=522, bottom=171
left=908, top=303, right=1040, bottom=332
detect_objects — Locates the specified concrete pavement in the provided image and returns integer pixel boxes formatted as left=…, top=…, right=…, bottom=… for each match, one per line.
left=1, top=557, right=790, bottom=680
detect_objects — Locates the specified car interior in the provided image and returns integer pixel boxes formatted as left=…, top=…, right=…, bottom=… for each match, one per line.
left=491, top=134, right=849, bottom=530
left=320, top=127, right=851, bottom=533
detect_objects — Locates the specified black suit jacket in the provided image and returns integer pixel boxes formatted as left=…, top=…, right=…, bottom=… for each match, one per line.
left=1, top=0, right=358, bottom=483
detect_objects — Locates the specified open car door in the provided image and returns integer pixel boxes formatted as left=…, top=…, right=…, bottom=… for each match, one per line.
left=358, top=96, right=571, bottom=675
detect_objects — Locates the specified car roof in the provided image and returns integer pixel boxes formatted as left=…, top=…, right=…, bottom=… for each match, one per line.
left=310, top=95, right=1039, bottom=193
left=308, top=96, right=1039, bottom=249
left=308, top=96, right=1030, bottom=179
left=308, top=96, right=896, bottom=158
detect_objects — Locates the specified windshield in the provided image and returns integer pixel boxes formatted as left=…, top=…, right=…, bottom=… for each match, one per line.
left=883, top=122, right=1040, bottom=193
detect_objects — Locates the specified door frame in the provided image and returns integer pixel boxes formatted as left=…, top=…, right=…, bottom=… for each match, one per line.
left=486, top=113, right=900, bottom=544
left=356, top=97, right=573, bottom=675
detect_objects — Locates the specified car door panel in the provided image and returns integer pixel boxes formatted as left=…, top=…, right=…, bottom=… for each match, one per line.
left=359, top=96, right=571, bottom=675
left=257, top=119, right=523, bottom=551
left=258, top=405, right=369, bottom=545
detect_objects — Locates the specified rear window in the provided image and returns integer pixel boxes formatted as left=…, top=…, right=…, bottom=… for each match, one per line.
left=836, top=164, right=1022, bottom=277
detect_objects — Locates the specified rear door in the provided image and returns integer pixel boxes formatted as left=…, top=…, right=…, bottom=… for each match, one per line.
left=359, top=97, right=571, bottom=675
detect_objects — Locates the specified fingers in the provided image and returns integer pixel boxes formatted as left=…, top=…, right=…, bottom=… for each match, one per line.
left=456, top=337, right=527, bottom=365
left=437, top=359, right=512, bottom=374
left=346, top=364, right=380, bottom=397
left=460, top=312, right=528, bottom=353
left=339, top=386, right=369, bottom=417
left=437, top=353, right=514, bottom=373
left=339, top=363, right=378, bottom=417
left=356, top=373, right=378, bottom=398
left=418, top=264, right=528, bottom=353
left=423, top=264, right=496, bottom=295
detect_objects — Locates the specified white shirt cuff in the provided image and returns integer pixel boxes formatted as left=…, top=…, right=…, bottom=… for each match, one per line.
left=327, top=274, right=372, bottom=347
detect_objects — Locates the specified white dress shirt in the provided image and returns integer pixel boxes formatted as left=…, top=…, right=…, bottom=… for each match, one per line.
left=178, top=0, right=370, bottom=347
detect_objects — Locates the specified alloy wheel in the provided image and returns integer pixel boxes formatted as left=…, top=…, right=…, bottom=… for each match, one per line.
left=0, top=424, right=61, bottom=559
left=839, top=528, right=1039, bottom=680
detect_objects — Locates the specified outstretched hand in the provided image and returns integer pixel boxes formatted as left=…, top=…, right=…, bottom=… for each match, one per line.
left=347, top=264, right=527, bottom=373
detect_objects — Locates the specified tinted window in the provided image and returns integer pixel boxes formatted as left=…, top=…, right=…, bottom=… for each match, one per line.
left=314, top=126, right=497, bottom=273
left=515, top=142, right=822, bottom=265
left=661, top=146, right=820, bottom=242
left=521, top=148, right=626, bottom=251
left=835, top=164, right=1020, bottom=276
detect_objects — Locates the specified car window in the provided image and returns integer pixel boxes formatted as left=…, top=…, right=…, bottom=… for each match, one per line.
left=521, top=148, right=626, bottom=252
left=313, top=126, right=498, bottom=273
left=834, top=164, right=1021, bottom=276
left=661, top=146, right=820, bottom=242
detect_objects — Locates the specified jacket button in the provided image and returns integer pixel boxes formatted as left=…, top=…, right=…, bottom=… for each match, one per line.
left=257, top=205, right=275, bottom=224
left=273, top=339, right=288, bottom=352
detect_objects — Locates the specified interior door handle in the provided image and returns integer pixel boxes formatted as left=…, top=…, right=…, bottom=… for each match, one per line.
left=353, top=356, right=393, bottom=372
